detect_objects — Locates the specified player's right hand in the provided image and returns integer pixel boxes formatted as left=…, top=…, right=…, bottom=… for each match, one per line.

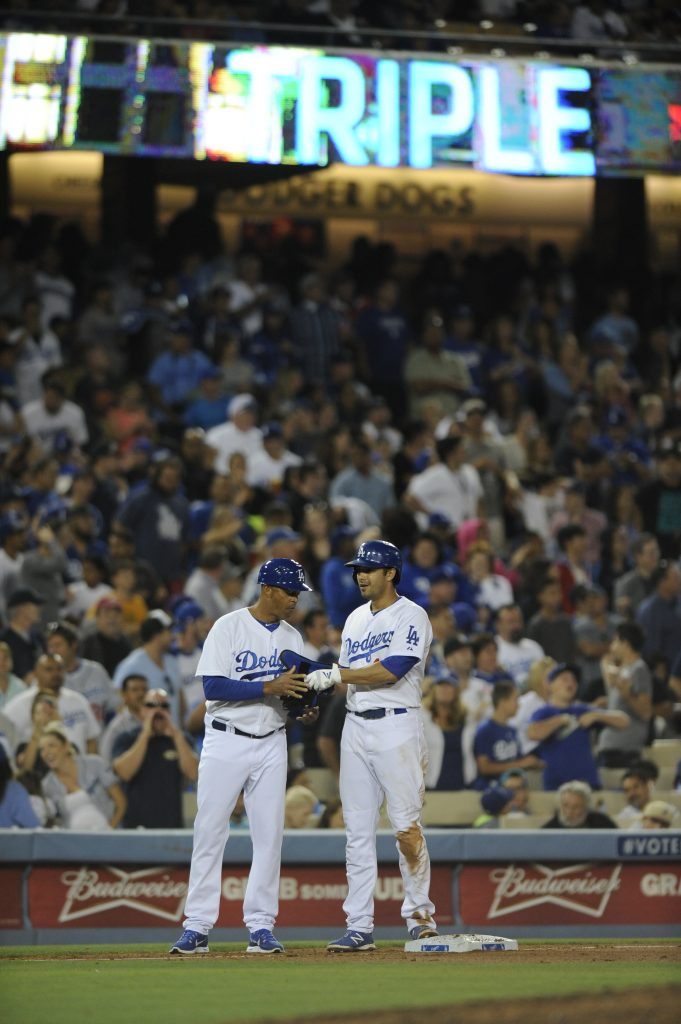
left=263, top=668, right=308, bottom=698
left=305, top=663, right=342, bottom=692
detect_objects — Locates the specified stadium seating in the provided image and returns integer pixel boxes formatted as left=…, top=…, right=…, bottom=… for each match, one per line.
left=182, top=790, right=198, bottom=828
left=422, top=790, right=481, bottom=826
left=655, top=791, right=681, bottom=812
left=525, top=769, right=544, bottom=791
left=599, top=768, right=627, bottom=789
left=527, top=792, right=560, bottom=817
left=653, top=767, right=677, bottom=789
left=643, top=741, right=681, bottom=768
left=595, top=790, right=627, bottom=817
left=501, top=814, right=549, bottom=829
left=305, top=768, right=339, bottom=802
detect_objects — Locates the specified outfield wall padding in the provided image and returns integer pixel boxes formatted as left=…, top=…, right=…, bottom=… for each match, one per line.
left=1, top=828, right=679, bottom=944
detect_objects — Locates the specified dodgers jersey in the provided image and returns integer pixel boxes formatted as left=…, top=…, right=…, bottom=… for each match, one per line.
left=196, top=607, right=303, bottom=733
left=340, top=596, right=432, bottom=712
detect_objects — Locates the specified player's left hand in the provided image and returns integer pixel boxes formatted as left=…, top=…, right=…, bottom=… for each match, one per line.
left=305, top=663, right=342, bottom=692
left=298, top=706, right=320, bottom=724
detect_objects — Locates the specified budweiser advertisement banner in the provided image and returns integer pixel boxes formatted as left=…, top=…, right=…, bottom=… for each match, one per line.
left=6, top=861, right=679, bottom=930
left=22, top=865, right=453, bottom=929
left=459, top=862, right=681, bottom=925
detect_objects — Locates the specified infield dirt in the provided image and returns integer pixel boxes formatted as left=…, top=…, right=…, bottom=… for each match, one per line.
left=4, top=941, right=680, bottom=964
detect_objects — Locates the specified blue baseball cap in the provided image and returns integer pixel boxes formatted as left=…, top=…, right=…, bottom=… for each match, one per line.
left=0, top=510, right=28, bottom=541
left=173, top=600, right=204, bottom=627
left=330, top=525, right=356, bottom=552
left=132, top=437, right=155, bottom=455
left=452, top=602, right=476, bottom=633
left=431, top=565, right=458, bottom=584
left=262, top=421, right=283, bottom=440
left=433, top=670, right=459, bottom=686
left=481, top=786, right=514, bottom=816
left=168, top=318, right=193, bottom=336
left=257, top=558, right=311, bottom=592
left=266, top=526, right=300, bottom=546
left=606, top=406, right=628, bottom=428
left=547, top=662, right=581, bottom=683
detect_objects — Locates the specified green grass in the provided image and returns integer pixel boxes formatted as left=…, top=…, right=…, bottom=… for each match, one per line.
left=2, top=943, right=679, bottom=1024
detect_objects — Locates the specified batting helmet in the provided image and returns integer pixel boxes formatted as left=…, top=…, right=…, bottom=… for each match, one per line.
left=345, top=540, right=402, bottom=583
left=257, top=558, right=312, bottom=592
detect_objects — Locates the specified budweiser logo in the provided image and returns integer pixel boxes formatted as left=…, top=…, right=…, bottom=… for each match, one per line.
left=488, top=863, right=622, bottom=919
left=58, top=867, right=188, bottom=923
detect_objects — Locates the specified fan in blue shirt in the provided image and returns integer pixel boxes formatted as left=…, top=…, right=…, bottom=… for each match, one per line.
left=473, top=681, right=543, bottom=789
left=527, top=663, right=629, bottom=791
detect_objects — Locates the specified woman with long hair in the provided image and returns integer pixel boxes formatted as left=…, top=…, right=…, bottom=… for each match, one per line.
left=39, top=724, right=126, bottom=830
left=510, top=655, right=556, bottom=754
left=421, top=675, right=471, bottom=790
left=463, top=543, right=515, bottom=612
left=15, top=690, right=62, bottom=776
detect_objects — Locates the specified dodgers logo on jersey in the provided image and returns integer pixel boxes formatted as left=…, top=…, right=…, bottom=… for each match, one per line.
left=235, top=648, right=282, bottom=678
left=345, top=629, right=395, bottom=664
left=405, top=625, right=420, bottom=649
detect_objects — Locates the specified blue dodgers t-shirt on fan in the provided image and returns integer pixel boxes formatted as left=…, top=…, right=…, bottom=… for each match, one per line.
left=473, top=719, right=521, bottom=789
left=529, top=702, right=601, bottom=790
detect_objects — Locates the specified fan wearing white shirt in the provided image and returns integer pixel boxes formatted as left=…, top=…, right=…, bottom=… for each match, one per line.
left=494, top=604, right=545, bottom=690
left=3, top=653, right=100, bottom=755
left=247, top=421, right=302, bottom=490
left=20, top=373, right=88, bottom=452
left=206, top=394, right=263, bottom=475
left=225, top=253, right=270, bottom=338
left=405, top=436, right=483, bottom=530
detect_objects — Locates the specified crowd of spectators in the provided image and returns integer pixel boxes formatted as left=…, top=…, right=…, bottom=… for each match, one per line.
left=0, top=191, right=680, bottom=831
left=1, top=1, right=679, bottom=49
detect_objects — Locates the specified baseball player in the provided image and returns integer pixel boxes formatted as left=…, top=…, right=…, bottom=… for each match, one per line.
left=305, top=540, right=438, bottom=951
left=170, top=558, right=311, bottom=955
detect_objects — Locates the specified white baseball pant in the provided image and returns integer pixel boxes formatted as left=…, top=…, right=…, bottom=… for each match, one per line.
left=339, top=710, right=436, bottom=933
left=182, top=719, right=287, bottom=935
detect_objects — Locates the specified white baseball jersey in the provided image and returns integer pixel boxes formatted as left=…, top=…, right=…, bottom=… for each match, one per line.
left=196, top=607, right=303, bottom=733
left=340, top=596, right=432, bottom=711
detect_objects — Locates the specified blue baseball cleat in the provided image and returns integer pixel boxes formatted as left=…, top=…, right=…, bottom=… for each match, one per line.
left=327, top=930, right=376, bottom=952
left=169, top=929, right=209, bottom=955
left=409, top=924, right=438, bottom=940
left=247, top=929, right=285, bottom=953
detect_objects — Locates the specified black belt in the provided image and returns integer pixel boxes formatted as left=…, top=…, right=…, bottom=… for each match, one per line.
left=349, top=708, right=408, bottom=720
left=211, top=720, right=284, bottom=740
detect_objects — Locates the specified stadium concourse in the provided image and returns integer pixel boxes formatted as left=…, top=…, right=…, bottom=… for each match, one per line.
left=0, top=1, right=678, bottom=50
